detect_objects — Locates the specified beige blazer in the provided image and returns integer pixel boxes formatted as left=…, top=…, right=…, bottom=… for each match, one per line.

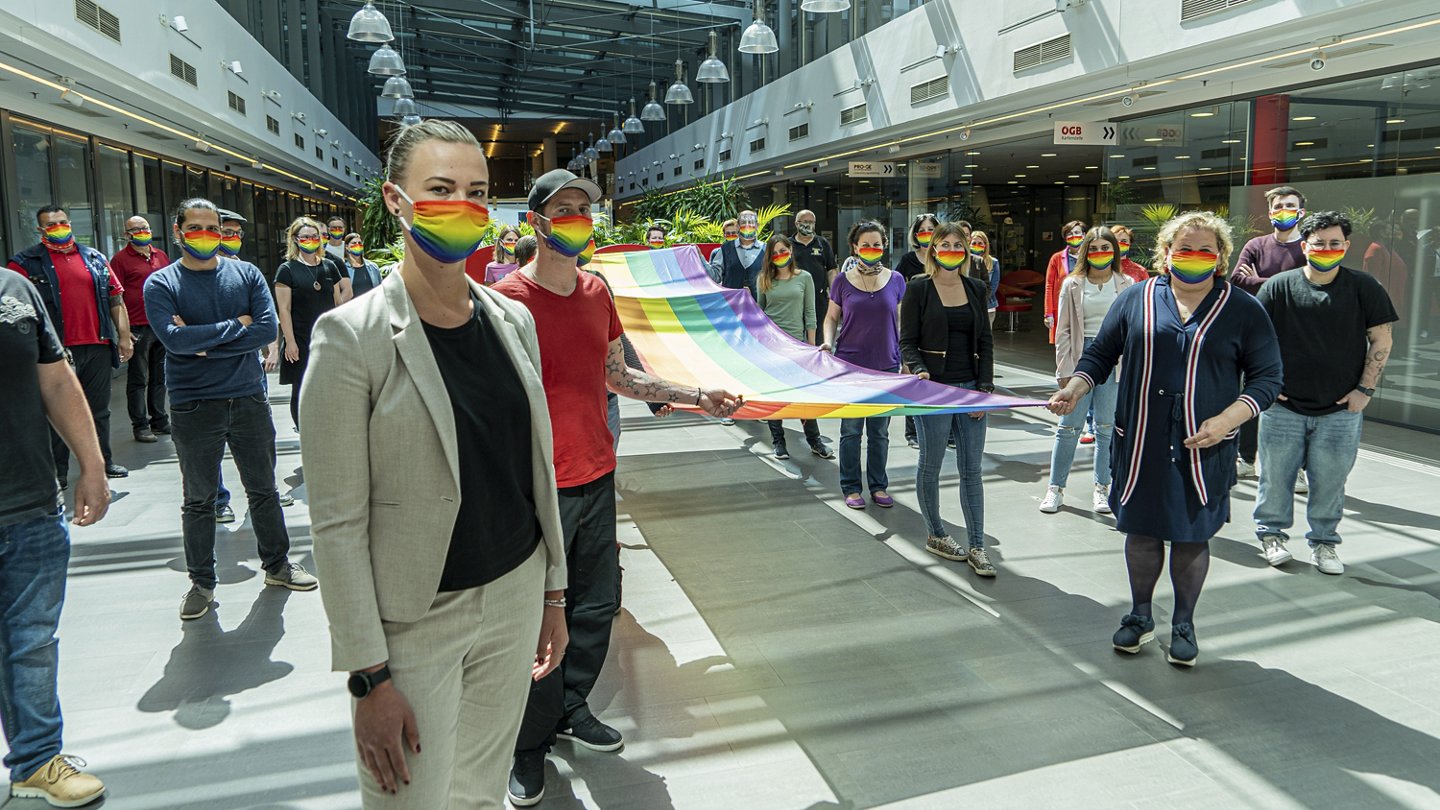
left=1055, top=271, right=1135, bottom=382
left=301, top=270, right=566, bottom=673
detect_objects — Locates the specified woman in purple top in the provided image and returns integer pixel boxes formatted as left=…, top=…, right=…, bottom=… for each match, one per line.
left=484, top=225, right=521, bottom=285
left=822, top=221, right=906, bottom=509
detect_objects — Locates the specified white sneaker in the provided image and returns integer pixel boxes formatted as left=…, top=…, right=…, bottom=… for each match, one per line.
left=1260, top=534, right=1292, bottom=567
left=1313, top=544, right=1344, bottom=575
left=1236, top=459, right=1257, bottom=479
left=720, top=417, right=735, bottom=427
left=1093, top=484, right=1112, bottom=514
left=1294, top=470, right=1309, bottom=494
left=1039, top=486, right=1063, bottom=513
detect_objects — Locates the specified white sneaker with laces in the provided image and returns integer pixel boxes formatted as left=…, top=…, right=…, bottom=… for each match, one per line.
left=1294, top=469, right=1309, bottom=494
left=1039, top=486, right=1063, bottom=514
left=1237, top=459, right=1257, bottom=479
left=1313, top=544, right=1344, bottom=575
left=1261, top=535, right=1293, bottom=567
left=1093, top=484, right=1112, bottom=514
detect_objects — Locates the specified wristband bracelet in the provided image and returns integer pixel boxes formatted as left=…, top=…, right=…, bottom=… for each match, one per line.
left=695, top=387, right=703, bottom=406
left=544, top=598, right=566, bottom=608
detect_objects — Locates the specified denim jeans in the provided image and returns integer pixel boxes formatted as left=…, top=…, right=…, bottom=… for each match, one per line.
left=1254, top=406, right=1363, bottom=547
left=839, top=417, right=891, bottom=495
left=126, top=324, right=169, bottom=430
left=171, top=393, right=291, bottom=589
left=1050, top=341, right=1118, bottom=488
left=915, top=387, right=988, bottom=547
left=0, top=509, right=70, bottom=782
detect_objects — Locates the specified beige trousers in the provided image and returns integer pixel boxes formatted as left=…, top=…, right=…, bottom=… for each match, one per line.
left=357, top=546, right=545, bottom=809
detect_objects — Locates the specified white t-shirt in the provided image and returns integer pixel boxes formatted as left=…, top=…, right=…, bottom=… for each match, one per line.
left=1082, top=275, right=1121, bottom=337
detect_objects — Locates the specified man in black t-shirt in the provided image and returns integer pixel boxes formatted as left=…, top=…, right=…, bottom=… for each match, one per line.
left=1253, top=212, right=1398, bottom=576
left=0, top=268, right=109, bottom=805
left=792, top=209, right=836, bottom=343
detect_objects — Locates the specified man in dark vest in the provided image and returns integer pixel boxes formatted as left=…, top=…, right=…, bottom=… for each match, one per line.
left=8, top=205, right=133, bottom=482
left=708, top=209, right=764, bottom=297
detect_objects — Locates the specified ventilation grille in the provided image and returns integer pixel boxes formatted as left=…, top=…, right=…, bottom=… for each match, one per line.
left=789, top=123, right=809, bottom=141
left=75, top=0, right=121, bottom=42
left=315, top=146, right=324, bottom=161
left=1013, top=34, right=1070, bottom=72
left=840, top=103, right=868, bottom=126
left=169, top=54, right=198, bottom=86
left=749, top=136, right=766, bottom=153
left=266, top=115, right=280, bottom=135
left=1180, top=0, right=1254, bottom=21
left=227, top=91, right=246, bottom=115
left=910, top=76, right=948, bottom=105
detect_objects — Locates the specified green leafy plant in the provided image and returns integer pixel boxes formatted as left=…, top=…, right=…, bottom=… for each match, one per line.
left=1139, top=203, right=1179, bottom=228
left=359, top=177, right=399, bottom=254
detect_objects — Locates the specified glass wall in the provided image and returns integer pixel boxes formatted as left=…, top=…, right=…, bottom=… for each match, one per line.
left=97, top=143, right=134, bottom=257
left=9, top=121, right=53, bottom=251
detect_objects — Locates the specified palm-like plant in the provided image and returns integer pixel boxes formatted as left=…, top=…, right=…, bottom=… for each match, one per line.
left=755, top=203, right=793, bottom=239
left=1139, top=203, right=1179, bottom=228
left=359, top=176, right=399, bottom=253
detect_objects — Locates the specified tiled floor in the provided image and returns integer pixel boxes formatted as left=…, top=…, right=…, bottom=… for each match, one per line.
left=6, top=358, right=1440, bottom=809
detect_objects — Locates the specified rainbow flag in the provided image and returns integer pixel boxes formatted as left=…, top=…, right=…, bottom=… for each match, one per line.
left=591, top=246, right=1045, bottom=419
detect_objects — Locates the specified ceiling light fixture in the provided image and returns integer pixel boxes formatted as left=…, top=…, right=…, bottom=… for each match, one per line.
left=608, top=112, right=627, bottom=146
left=347, top=1, right=394, bottom=42
left=367, top=44, right=405, bottom=76
left=381, top=75, right=413, bottom=99
left=392, top=97, right=418, bottom=117
left=739, top=0, right=779, bottom=54
left=665, top=60, right=694, bottom=105
left=624, top=98, right=646, bottom=133
left=641, top=82, right=666, bottom=121
left=696, top=31, right=730, bottom=83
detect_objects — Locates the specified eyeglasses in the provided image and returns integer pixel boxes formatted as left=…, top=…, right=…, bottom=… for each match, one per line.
left=221, top=228, right=244, bottom=238
left=1306, top=240, right=1347, bottom=250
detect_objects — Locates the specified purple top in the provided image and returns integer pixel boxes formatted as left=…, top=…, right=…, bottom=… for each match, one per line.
left=830, top=269, right=906, bottom=371
left=1232, top=234, right=1304, bottom=296
left=485, top=262, right=519, bottom=285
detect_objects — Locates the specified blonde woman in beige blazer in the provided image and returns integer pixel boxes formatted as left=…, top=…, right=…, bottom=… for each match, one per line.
left=1043, top=226, right=1136, bottom=516
left=301, top=120, right=567, bottom=809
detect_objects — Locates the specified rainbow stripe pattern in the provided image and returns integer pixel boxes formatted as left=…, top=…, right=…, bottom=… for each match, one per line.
left=1306, top=248, right=1345, bottom=271
left=1270, top=209, right=1300, bottom=231
left=856, top=247, right=884, bottom=266
left=1065, top=234, right=1084, bottom=248
left=181, top=229, right=223, bottom=259
left=219, top=235, right=243, bottom=256
left=130, top=230, right=153, bottom=247
left=408, top=200, right=491, bottom=262
left=591, top=246, right=1043, bottom=419
left=1169, top=250, right=1219, bottom=282
left=1086, top=250, right=1115, bottom=270
left=541, top=214, right=593, bottom=257
left=578, top=238, right=597, bottom=264
left=43, top=223, right=74, bottom=247
left=915, top=230, right=934, bottom=247
left=934, top=249, right=967, bottom=270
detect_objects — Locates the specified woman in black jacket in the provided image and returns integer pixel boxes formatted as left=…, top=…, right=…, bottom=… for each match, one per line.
left=899, top=221, right=997, bottom=577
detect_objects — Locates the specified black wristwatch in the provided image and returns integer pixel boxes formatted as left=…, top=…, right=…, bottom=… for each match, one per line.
left=1356, top=385, right=1376, bottom=397
left=347, top=665, right=391, bottom=699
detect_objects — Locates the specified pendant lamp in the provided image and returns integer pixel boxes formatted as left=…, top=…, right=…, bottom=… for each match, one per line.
left=367, top=44, right=406, bottom=76
left=664, top=61, right=694, bottom=105
left=346, top=1, right=394, bottom=42
left=696, top=31, right=730, bottom=83
left=739, top=0, right=778, bottom=54
left=641, top=81, right=666, bottom=121
left=381, top=75, right=413, bottom=99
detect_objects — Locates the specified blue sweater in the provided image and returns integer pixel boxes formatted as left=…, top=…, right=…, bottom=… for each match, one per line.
left=143, top=258, right=278, bottom=405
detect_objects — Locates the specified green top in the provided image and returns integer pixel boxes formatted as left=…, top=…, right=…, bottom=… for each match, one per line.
left=757, top=272, right=817, bottom=342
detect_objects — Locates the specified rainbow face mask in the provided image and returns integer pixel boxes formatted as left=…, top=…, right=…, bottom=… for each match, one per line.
left=578, top=238, right=596, bottom=265
left=738, top=224, right=758, bottom=241
left=1065, top=234, right=1085, bottom=249
left=1118, top=241, right=1131, bottom=258
left=1169, top=250, right=1220, bottom=283
left=1270, top=209, right=1301, bottom=232
left=725, top=233, right=738, bottom=243
left=531, top=213, right=593, bottom=258
left=934, top=249, right=968, bottom=271
left=219, top=234, right=243, bottom=257
left=1086, top=250, right=1116, bottom=271
left=296, top=237, right=323, bottom=254
left=1307, top=248, right=1345, bottom=272
left=181, top=229, right=223, bottom=261
left=856, top=247, right=884, bottom=267
left=915, top=229, right=935, bottom=248
left=648, top=237, right=665, bottom=249
left=969, top=243, right=985, bottom=259
left=129, top=230, right=153, bottom=247
left=498, top=240, right=517, bottom=256
left=771, top=250, right=792, bottom=268
left=397, top=187, right=492, bottom=263
left=346, top=244, right=365, bottom=257
left=328, top=227, right=345, bottom=240
left=42, top=223, right=74, bottom=249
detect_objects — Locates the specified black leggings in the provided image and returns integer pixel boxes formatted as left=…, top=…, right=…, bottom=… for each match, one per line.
left=1124, top=534, right=1210, bottom=626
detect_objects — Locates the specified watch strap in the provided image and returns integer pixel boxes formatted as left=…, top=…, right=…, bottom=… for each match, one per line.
left=349, top=665, right=391, bottom=698
left=1356, top=385, right=1376, bottom=397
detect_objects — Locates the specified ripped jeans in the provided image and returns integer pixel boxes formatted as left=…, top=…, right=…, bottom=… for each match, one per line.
left=1050, top=338, right=1118, bottom=489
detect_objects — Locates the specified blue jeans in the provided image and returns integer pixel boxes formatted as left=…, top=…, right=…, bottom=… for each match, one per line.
left=915, top=382, right=988, bottom=547
left=0, top=510, right=70, bottom=782
left=839, top=417, right=891, bottom=495
left=1050, top=345, right=1118, bottom=488
left=1253, top=406, right=1363, bottom=547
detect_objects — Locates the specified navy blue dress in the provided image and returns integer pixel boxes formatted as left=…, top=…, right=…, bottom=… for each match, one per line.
left=1075, top=276, right=1282, bottom=542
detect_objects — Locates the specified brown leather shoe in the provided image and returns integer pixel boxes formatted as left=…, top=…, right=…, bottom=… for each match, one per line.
left=10, top=754, right=105, bottom=807
left=134, top=428, right=158, bottom=443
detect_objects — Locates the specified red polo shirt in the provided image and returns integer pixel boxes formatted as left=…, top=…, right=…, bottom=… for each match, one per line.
left=110, top=243, right=170, bottom=326
left=7, top=248, right=123, bottom=347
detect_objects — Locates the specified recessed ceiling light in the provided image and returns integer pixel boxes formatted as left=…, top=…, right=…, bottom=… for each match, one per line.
left=1040, top=153, right=1056, bottom=157
left=966, top=151, right=981, bottom=156
left=961, top=173, right=973, bottom=177
left=1199, top=167, right=1213, bottom=171
left=1295, top=141, right=1315, bottom=146
left=1143, top=166, right=1156, bottom=170
left=1118, top=175, right=1130, bottom=179
left=1190, top=111, right=1216, bottom=118
left=804, top=179, right=815, bottom=183
left=1292, top=115, right=1316, bottom=121
left=1068, top=174, right=1079, bottom=178
left=1026, top=165, right=1040, bottom=169
left=1300, top=157, right=1316, bottom=162
left=1054, top=180, right=1065, bottom=184
left=1100, top=181, right=1111, bottom=185
left=1386, top=118, right=1405, bottom=124
left=965, top=163, right=979, bottom=168
left=1007, top=180, right=1018, bottom=184
left=1144, top=137, right=1163, bottom=142
left=1175, top=155, right=1191, bottom=159
left=1221, top=139, right=1241, bottom=144
left=1110, top=154, right=1125, bottom=158
left=1367, top=143, right=1376, bottom=147
left=1015, top=174, right=1027, bottom=178
left=1084, top=165, right=1099, bottom=169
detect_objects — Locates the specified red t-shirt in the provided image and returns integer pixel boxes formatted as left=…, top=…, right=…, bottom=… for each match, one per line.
left=493, top=269, right=623, bottom=488
left=109, top=244, right=170, bottom=326
left=7, top=249, right=123, bottom=347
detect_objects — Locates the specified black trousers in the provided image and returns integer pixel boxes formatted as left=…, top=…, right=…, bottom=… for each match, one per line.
left=126, top=325, right=169, bottom=430
left=1239, top=418, right=1259, bottom=465
left=52, top=344, right=113, bottom=477
left=767, top=419, right=821, bottom=447
left=516, top=471, right=618, bottom=753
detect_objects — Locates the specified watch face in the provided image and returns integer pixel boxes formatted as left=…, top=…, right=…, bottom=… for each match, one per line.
left=347, top=673, right=369, bottom=698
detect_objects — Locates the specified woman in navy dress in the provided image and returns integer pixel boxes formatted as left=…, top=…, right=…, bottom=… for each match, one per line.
left=1048, top=211, right=1282, bottom=667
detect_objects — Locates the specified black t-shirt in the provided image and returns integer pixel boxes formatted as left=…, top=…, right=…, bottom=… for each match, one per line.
left=1257, top=266, right=1398, bottom=416
left=275, top=258, right=343, bottom=339
left=0, top=269, right=66, bottom=527
left=895, top=251, right=926, bottom=281
left=792, top=234, right=835, bottom=333
left=933, top=304, right=977, bottom=385
left=423, top=299, right=541, bottom=591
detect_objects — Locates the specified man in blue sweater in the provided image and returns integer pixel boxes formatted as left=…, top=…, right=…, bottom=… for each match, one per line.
left=144, top=198, right=318, bottom=621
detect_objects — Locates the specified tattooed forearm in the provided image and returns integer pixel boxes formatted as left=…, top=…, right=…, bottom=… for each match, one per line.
left=604, top=341, right=699, bottom=404
left=1360, top=322, right=1393, bottom=388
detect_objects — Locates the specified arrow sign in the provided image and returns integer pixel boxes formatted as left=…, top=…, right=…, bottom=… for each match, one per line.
left=848, top=161, right=895, bottom=177
left=1053, top=120, right=1117, bottom=146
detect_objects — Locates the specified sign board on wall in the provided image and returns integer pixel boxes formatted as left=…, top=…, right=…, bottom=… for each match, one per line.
left=848, top=161, right=896, bottom=177
left=1053, top=121, right=1117, bottom=146
left=912, top=162, right=943, bottom=178
left=1121, top=124, right=1184, bottom=147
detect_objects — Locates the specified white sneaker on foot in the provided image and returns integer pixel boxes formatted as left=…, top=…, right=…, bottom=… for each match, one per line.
left=1039, top=486, right=1063, bottom=514
left=1260, top=534, right=1292, bottom=567
left=1313, top=544, right=1344, bottom=575
left=1237, top=459, right=1257, bottom=479
left=1294, top=470, right=1309, bottom=494
left=1093, top=483, right=1112, bottom=514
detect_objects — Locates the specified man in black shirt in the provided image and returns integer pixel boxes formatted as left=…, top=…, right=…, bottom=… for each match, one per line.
left=791, top=209, right=836, bottom=344
left=1253, top=212, right=1398, bottom=575
left=0, top=268, right=109, bottom=806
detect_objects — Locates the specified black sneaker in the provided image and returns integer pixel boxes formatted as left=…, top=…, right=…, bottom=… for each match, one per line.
left=810, top=442, right=835, bottom=460
left=1112, top=613, right=1155, bottom=654
left=507, top=750, right=546, bottom=807
left=215, top=504, right=236, bottom=524
left=105, top=463, right=129, bottom=479
left=152, top=423, right=172, bottom=435
left=1167, top=622, right=1199, bottom=667
left=772, top=443, right=790, bottom=460
left=558, top=716, right=624, bottom=752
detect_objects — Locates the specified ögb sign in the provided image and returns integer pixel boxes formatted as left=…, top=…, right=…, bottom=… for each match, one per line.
left=1053, top=121, right=1117, bottom=146
left=848, top=161, right=896, bottom=177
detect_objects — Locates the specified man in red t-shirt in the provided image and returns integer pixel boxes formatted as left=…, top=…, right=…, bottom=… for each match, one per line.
left=8, top=205, right=133, bottom=481
left=110, top=215, right=171, bottom=442
left=496, top=169, right=739, bottom=807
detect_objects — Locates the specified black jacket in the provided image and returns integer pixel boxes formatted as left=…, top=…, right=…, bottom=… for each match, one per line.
left=899, top=273, right=994, bottom=389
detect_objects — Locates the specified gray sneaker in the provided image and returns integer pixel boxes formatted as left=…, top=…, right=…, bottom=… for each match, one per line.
left=1312, top=544, right=1344, bottom=575
left=264, top=562, right=319, bottom=591
left=966, top=546, right=997, bottom=577
left=1261, top=534, right=1293, bottom=566
left=925, top=535, right=966, bottom=561
left=180, top=585, right=214, bottom=621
